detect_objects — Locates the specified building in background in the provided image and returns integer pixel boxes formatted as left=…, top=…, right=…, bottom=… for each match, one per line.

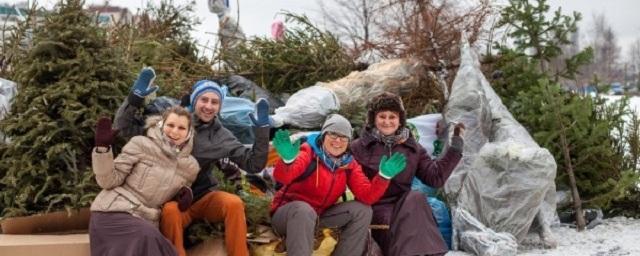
left=0, top=2, right=45, bottom=43
left=86, top=4, right=133, bottom=26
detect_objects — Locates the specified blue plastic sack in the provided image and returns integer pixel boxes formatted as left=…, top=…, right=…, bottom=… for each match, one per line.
left=140, top=92, right=257, bottom=144
left=412, top=177, right=452, bottom=249
left=219, top=96, right=256, bottom=144
left=411, top=177, right=438, bottom=198
left=143, top=96, right=180, bottom=116
left=427, top=197, right=452, bottom=250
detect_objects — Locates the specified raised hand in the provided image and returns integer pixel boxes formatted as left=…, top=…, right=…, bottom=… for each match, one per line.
left=95, top=117, right=118, bottom=148
left=249, top=98, right=271, bottom=127
left=453, top=122, right=465, bottom=137
left=132, top=67, right=158, bottom=97
left=432, top=139, right=443, bottom=157
left=378, top=152, right=407, bottom=179
left=273, top=129, right=300, bottom=163
left=174, top=186, right=193, bottom=212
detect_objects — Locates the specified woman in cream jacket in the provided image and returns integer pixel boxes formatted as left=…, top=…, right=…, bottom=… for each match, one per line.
left=89, top=106, right=199, bottom=256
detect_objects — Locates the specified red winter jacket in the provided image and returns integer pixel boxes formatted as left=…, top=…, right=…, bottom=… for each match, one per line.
left=270, top=141, right=390, bottom=215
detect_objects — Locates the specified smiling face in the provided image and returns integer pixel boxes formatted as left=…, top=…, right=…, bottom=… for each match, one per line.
left=322, top=132, right=349, bottom=157
left=375, top=111, right=401, bottom=136
left=162, top=113, right=191, bottom=146
left=194, top=92, right=221, bottom=123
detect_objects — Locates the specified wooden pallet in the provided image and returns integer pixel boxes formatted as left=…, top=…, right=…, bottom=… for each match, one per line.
left=0, top=234, right=89, bottom=256
left=0, top=233, right=226, bottom=256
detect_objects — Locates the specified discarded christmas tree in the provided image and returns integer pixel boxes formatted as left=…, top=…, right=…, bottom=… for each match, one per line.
left=106, top=0, right=212, bottom=97
left=218, top=12, right=354, bottom=94
left=493, top=0, right=639, bottom=227
left=0, top=0, right=130, bottom=217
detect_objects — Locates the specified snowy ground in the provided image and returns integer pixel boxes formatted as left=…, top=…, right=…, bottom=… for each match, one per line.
left=445, top=95, right=640, bottom=256
left=445, top=217, right=640, bottom=256
left=603, top=95, right=640, bottom=114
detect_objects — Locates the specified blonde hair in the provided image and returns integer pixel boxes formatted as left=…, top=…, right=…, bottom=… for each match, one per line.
left=162, top=106, right=193, bottom=130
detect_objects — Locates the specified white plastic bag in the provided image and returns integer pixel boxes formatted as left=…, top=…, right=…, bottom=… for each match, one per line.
left=0, top=78, right=17, bottom=121
left=208, top=0, right=229, bottom=17
left=208, top=0, right=245, bottom=50
left=271, top=85, right=339, bottom=128
left=0, top=78, right=17, bottom=143
left=407, top=114, right=442, bottom=157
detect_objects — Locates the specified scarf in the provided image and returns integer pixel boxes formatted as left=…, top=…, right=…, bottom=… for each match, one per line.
left=372, top=127, right=410, bottom=147
left=162, top=134, right=187, bottom=155
left=306, top=133, right=352, bottom=171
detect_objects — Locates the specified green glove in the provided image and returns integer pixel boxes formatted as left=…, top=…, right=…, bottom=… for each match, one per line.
left=378, top=152, right=407, bottom=179
left=273, top=129, right=300, bottom=163
left=432, top=139, right=443, bottom=157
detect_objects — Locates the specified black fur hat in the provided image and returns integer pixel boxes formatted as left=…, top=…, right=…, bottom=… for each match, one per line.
left=366, top=92, right=406, bottom=129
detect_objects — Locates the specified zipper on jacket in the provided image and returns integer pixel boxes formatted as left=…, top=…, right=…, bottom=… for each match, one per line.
left=319, top=169, right=338, bottom=210
left=159, top=161, right=179, bottom=204
left=274, top=159, right=301, bottom=211
left=137, top=164, right=152, bottom=190
left=385, top=143, right=393, bottom=157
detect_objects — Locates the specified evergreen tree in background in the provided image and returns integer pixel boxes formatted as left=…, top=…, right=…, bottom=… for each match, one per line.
left=0, top=0, right=130, bottom=217
left=492, top=0, right=638, bottom=221
left=107, top=0, right=212, bottom=97
left=219, top=13, right=354, bottom=94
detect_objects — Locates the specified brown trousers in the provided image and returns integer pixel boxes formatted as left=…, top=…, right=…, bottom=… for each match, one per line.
left=160, top=190, right=249, bottom=256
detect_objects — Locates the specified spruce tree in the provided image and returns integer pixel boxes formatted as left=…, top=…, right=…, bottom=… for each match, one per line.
left=219, top=13, right=354, bottom=94
left=0, top=0, right=130, bottom=217
left=107, top=0, right=212, bottom=97
left=493, top=0, right=638, bottom=221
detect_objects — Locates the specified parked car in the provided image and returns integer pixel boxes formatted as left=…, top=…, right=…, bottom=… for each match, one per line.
left=610, top=83, right=624, bottom=95
left=578, top=85, right=598, bottom=97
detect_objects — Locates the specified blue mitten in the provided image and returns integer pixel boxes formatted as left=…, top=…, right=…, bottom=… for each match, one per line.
left=249, top=98, right=271, bottom=127
left=132, top=67, right=158, bottom=97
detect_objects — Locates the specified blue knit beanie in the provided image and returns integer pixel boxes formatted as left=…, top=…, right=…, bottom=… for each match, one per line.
left=190, top=80, right=225, bottom=112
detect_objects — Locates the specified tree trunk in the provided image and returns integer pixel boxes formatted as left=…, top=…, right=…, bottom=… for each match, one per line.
left=559, top=128, right=586, bottom=231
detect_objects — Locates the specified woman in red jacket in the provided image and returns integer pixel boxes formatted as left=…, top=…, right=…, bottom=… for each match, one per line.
left=270, top=114, right=406, bottom=256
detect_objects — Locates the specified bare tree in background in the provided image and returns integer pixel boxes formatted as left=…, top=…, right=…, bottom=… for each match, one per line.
left=375, top=1, right=492, bottom=64
left=318, top=0, right=494, bottom=115
left=317, top=0, right=384, bottom=62
left=318, top=0, right=494, bottom=67
left=583, top=13, right=621, bottom=84
left=630, top=39, right=640, bottom=86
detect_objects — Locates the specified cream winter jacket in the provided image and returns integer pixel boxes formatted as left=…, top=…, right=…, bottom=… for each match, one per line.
left=90, top=116, right=199, bottom=225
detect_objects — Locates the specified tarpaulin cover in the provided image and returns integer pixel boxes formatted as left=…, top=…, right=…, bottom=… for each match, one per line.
left=443, top=40, right=557, bottom=252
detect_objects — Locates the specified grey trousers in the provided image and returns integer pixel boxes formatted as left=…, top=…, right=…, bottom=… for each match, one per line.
left=271, top=200, right=373, bottom=256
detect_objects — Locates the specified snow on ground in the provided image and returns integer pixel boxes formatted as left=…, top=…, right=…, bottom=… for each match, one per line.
left=444, top=95, right=640, bottom=255
left=445, top=217, right=640, bottom=255
left=603, top=95, right=640, bottom=113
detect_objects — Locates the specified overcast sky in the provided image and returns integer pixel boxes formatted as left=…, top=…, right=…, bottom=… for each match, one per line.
left=24, top=0, right=640, bottom=59
left=546, top=0, right=640, bottom=56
